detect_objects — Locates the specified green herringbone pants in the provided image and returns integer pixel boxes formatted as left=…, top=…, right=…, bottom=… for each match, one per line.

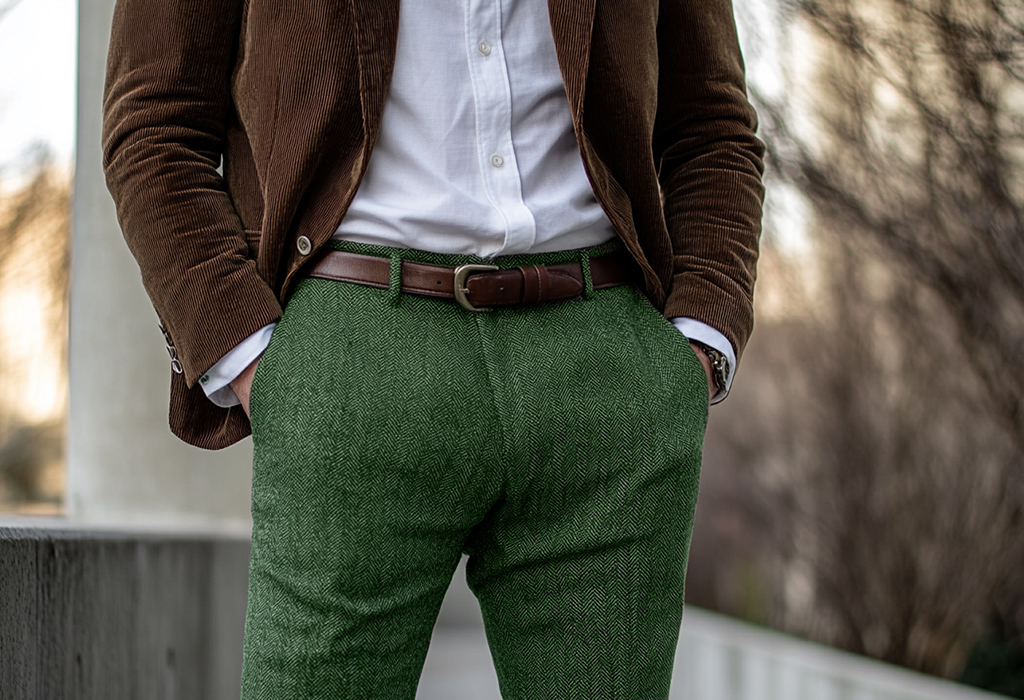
left=241, top=242, right=708, bottom=700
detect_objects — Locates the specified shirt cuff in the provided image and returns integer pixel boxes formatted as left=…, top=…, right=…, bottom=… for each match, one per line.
left=198, top=323, right=276, bottom=408
left=670, top=318, right=737, bottom=405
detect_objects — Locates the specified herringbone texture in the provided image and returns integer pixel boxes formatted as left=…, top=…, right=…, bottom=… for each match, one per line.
left=241, top=243, right=709, bottom=700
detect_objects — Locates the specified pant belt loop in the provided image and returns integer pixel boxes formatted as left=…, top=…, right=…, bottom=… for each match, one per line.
left=578, top=251, right=595, bottom=299
left=388, top=252, right=403, bottom=306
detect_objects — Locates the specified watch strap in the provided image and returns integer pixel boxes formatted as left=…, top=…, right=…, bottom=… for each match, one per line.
left=689, top=339, right=730, bottom=392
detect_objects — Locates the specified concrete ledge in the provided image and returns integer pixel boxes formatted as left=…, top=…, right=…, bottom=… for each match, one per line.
left=0, top=519, right=489, bottom=700
left=0, top=519, right=250, bottom=700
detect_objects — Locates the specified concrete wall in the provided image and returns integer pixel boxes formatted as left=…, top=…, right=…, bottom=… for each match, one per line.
left=0, top=520, right=250, bottom=700
left=70, top=0, right=253, bottom=526
left=0, top=523, right=488, bottom=700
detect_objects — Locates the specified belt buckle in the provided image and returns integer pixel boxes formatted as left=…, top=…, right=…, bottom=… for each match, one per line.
left=453, top=264, right=499, bottom=312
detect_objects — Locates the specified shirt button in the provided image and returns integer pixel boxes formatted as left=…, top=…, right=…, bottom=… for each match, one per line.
left=296, top=236, right=312, bottom=255
left=490, top=154, right=504, bottom=168
left=477, top=41, right=491, bottom=56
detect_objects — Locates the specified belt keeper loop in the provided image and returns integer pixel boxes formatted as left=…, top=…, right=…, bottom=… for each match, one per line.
left=579, top=252, right=595, bottom=299
left=388, top=253, right=402, bottom=305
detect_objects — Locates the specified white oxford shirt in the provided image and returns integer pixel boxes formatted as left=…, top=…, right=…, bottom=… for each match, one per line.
left=200, top=0, right=737, bottom=406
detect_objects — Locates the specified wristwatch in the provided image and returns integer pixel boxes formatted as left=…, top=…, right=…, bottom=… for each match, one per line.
left=688, top=339, right=730, bottom=393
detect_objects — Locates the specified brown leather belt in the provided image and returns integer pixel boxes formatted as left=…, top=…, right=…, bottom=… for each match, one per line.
left=306, top=250, right=636, bottom=311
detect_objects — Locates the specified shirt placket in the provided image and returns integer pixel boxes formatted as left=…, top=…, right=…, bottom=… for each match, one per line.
left=465, top=0, right=538, bottom=256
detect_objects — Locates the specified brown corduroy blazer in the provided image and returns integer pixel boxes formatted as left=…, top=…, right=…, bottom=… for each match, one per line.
left=102, top=0, right=765, bottom=450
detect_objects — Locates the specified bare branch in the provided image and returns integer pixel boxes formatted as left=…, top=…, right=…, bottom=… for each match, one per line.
left=706, top=0, right=1024, bottom=684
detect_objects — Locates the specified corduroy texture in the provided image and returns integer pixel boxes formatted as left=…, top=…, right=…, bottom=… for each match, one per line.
left=240, top=243, right=708, bottom=699
left=101, top=0, right=764, bottom=449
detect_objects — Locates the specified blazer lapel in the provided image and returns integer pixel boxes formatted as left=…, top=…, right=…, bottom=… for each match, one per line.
left=350, top=0, right=401, bottom=144
left=547, top=0, right=597, bottom=125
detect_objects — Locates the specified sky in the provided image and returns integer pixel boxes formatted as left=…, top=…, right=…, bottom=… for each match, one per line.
left=0, top=0, right=78, bottom=173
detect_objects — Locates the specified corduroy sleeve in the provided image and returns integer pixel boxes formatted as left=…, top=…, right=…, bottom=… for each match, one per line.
left=652, top=0, right=765, bottom=363
left=102, top=0, right=282, bottom=387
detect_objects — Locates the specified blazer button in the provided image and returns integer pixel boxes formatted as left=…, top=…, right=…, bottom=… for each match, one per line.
left=296, top=236, right=312, bottom=256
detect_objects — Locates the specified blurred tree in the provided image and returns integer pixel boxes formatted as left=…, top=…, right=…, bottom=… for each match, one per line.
left=0, top=152, right=70, bottom=510
left=764, top=0, right=1024, bottom=448
left=690, top=0, right=1024, bottom=688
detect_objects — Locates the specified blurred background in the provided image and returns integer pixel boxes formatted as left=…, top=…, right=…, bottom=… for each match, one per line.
left=0, top=0, right=74, bottom=514
left=0, top=0, right=1021, bottom=696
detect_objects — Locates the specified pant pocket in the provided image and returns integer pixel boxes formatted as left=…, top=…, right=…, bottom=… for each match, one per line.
left=248, top=321, right=283, bottom=437
left=629, top=288, right=711, bottom=425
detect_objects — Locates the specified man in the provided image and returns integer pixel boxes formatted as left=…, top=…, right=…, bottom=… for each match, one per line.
left=103, top=0, right=764, bottom=697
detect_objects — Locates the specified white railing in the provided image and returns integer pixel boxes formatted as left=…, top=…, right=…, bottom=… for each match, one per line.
left=674, top=608, right=1005, bottom=700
